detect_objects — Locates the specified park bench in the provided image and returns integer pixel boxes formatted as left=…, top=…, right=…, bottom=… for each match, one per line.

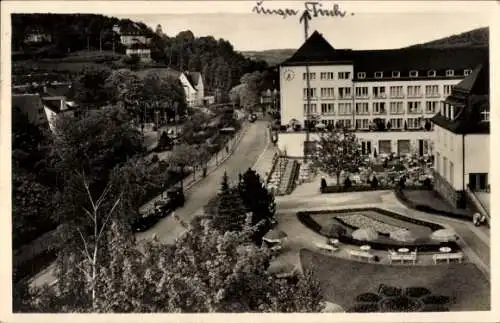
left=315, top=243, right=338, bottom=253
left=388, top=250, right=417, bottom=265
left=433, top=252, right=463, bottom=264
left=348, top=249, right=374, bottom=262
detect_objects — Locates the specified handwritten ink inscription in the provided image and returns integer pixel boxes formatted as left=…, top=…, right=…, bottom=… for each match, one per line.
left=253, top=1, right=354, bottom=19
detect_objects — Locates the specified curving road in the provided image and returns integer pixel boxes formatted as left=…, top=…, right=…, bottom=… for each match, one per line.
left=30, top=120, right=269, bottom=287
left=136, top=120, right=269, bottom=245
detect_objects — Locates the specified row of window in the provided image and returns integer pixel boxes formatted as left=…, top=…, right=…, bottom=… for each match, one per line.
left=313, top=117, right=431, bottom=130
left=302, top=69, right=471, bottom=81
left=436, top=152, right=455, bottom=186
left=440, top=102, right=490, bottom=122
left=303, top=85, right=453, bottom=99
left=303, top=101, right=439, bottom=115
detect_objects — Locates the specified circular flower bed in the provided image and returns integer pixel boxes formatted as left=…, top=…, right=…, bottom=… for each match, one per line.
left=348, top=284, right=451, bottom=313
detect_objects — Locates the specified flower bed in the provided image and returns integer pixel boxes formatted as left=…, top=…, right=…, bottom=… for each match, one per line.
left=335, top=214, right=404, bottom=235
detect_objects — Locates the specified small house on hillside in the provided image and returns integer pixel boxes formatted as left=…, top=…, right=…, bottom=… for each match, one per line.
left=24, top=26, right=52, bottom=44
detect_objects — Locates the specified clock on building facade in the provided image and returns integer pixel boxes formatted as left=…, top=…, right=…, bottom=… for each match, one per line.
left=283, top=69, right=295, bottom=81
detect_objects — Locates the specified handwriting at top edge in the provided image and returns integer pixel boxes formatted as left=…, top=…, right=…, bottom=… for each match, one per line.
left=252, top=1, right=354, bottom=19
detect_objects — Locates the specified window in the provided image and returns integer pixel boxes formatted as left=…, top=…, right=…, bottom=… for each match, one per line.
left=407, top=86, right=422, bottom=98
left=355, top=103, right=369, bottom=115
left=337, top=119, right=352, bottom=129
left=389, top=118, right=403, bottom=129
left=427, top=70, right=436, bottom=77
left=425, top=85, right=439, bottom=97
left=356, top=119, right=370, bottom=129
left=436, top=152, right=441, bottom=173
left=392, top=71, right=400, bottom=78
left=443, top=85, right=452, bottom=96
left=407, top=102, right=422, bottom=114
left=320, top=72, right=334, bottom=80
left=355, top=86, right=369, bottom=98
left=303, top=72, right=316, bottom=80
left=481, top=107, right=490, bottom=122
left=450, top=161, right=454, bottom=186
left=338, top=87, right=352, bottom=99
left=320, top=87, right=335, bottom=98
left=373, top=102, right=386, bottom=114
left=357, top=72, right=366, bottom=79
left=322, top=119, right=335, bottom=127
left=303, top=103, right=317, bottom=114
left=464, top=69, right=472, bottom=76
left=407, top=117, right=422, bottom=129
left=321, top=103, right=335, bottom=115
left=389, top=86, right=404, bottom=98
left=425, top=101, right=438, bottom=114
left=373, top=86, right=386, bottom=98
left=446, top=70, right=454, bottom=77
left=338, top=72, right=351, bottom=80
left=409, top=70, right=419, bottom=77
left=338, top=103, right=352, bottom=115
left=303, top=88, right=317, bottom=99
left=375, top=71, right=383, bottom=79
left=390, top=102, right=404, bottom=114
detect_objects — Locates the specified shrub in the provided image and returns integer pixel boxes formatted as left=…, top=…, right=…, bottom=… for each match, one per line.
left=421, top=295, right=450, bottom=305
left=405, top=287, right=431, bottom=298
left=378, top=284, right=402, bottom=297
left=151, top=154, right=159, bottom=163
left=379, top=296, right=421, bottom=312
left=320, top=178, right=327, bottom=190
left=423, top=178, right=433, bottom=190
left=371, top=176, right=379, bottom=188
left=422, top=304, right=449, bottom=312
left=344, top=177, right=352, bottom=189
left=356, top=293, right=381, bottom=303
left=349, top=303, right=379, bottom=313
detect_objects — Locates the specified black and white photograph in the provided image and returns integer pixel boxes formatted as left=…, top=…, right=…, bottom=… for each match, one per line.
left=1, top=0, right=497, bottom=320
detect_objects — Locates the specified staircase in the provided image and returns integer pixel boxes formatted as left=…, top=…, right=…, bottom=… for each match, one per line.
left=298, top=161, right=315, bottom=184
left=277, top=159, right=300, bottom=196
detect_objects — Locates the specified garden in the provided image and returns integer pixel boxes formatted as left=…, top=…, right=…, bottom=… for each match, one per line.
left=300, top=249, right=490, bottom=312
left=297, top=208, right=461, bottom=252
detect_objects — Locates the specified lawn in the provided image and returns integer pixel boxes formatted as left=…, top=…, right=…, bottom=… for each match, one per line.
left=403, top=189, right=471, bottom=217
left=300, top=249, right=490, bottom=312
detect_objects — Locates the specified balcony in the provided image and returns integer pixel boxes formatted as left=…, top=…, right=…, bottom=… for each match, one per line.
left=321, top=112, right=336, bottom=116
left=390, top=93, right=405, bottom=99
left=355, top=111, right=370, bottom=116
left=373, top=110, right=388, bottom=115
left=389, top=110, right=405, bottom=115
left=407, top=109, right=423, bottom=114
left=407, top=93, right=423, bottom=98
left=303, top=96, right=318, bottom=101
left=338, top=95, right=353, bottom=100
left=320, top=96, right=335, bottom=100
left=355, top=94, right=370, bottom=100
left=373, top=93, right=387, bottom=99
left=426, top=93, right=441, bottom=98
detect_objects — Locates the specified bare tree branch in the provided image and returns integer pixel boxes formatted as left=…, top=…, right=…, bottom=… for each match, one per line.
left=77, top=228, right=93, bottom=263
left=96, top=195, right=122, bottom=244
left=82, top=206, right=96, bottom=224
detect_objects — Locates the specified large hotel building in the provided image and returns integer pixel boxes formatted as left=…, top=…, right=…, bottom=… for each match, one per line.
left=278, top=31, right=488, bottom=159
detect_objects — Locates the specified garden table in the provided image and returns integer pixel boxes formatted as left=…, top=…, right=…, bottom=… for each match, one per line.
left=397, top=248, right=409, bottom=253
left=439, top=247, right=451, bottom=253
left=360, top=245, right=371, bottom=251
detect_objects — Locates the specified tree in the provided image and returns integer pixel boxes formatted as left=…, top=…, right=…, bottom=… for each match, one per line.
left=312, top=128, right=362, bottom=186
left=167, top=143, right=196, bottom=189
left=73, top=65, right=113, bottom=109
left=208, top=172, right=248, bottom=233
left=104, top=69, right=144, bottom=118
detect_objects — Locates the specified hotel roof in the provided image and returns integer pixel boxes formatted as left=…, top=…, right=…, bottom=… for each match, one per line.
left=281, top=31, right=489, bottom=80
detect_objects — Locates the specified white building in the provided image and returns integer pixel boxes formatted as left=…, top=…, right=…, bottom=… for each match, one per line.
left=278, top=31, right=488, bottom=158
left=431, top=63, right=489, bottom=212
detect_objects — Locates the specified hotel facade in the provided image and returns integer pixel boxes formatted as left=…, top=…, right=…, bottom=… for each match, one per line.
left=278, top=31, right=488, bottom=158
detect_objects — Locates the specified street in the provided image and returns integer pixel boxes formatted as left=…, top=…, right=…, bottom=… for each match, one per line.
left=30, top=119, right=269, bottom=287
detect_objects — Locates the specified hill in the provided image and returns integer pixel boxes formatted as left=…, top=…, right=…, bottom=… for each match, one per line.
left=242, top=27, right=489, bottom=66
left=240, top=49, right=295, bottom=67
left=405, top=27, right=489, bottom=49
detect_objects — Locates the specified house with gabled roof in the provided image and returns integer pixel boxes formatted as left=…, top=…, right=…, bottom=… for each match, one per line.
left=278, top=30, right=488, bottom=158
left=431, top=63, right=489, bottom=216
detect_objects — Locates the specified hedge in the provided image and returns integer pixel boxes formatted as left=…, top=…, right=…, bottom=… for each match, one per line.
left=394, top=189, right=472, bottom=221
left=296, top=208, right=460, bottom=253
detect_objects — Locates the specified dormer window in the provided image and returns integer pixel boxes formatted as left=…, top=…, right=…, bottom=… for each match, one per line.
left=427, top=70, right=436, bottom=77
left=375, top=72, right=383, bottom=79
left=449, top=105, right=455, bottom=120
left=446, top=70, right=454, bottom=77
left=464, top=69, right=472, bottom=76
left=357, top=72, right=366, bottom=79
left=392, top=71, right=400, bottom=78
left=409, top=70, right=419, bottom=78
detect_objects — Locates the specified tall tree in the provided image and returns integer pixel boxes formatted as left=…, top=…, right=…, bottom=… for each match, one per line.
left=73, top=66, right=113, bottom=109
left=167, top=143, right=196, bottom=190
left=312, top=128, right=362, bottom=185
